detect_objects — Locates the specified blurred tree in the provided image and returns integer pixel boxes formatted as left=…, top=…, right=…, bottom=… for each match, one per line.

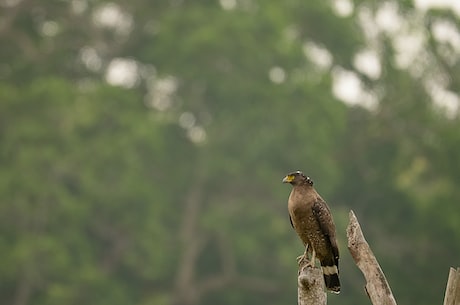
left=0, top=1, right=459, bottom=305
left=332, top=2, right=460, bottom=304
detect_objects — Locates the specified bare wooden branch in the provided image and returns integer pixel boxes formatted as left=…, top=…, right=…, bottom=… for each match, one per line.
left=443, top=267, right=460, bottom=305
left=297, top=259, right=326, bottom=305
left=347, top=210, right=397, bottom=305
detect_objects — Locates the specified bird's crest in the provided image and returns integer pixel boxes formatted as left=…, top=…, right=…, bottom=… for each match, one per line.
left=283, top=171, right=314, bottom=186
left=294, top=171, right=313, bottom=186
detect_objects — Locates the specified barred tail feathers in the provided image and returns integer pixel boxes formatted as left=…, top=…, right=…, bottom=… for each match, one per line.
left=321, top=262, right=340, bottom=293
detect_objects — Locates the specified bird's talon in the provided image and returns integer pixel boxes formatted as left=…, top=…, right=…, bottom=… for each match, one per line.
left=296, top=254, right=313, bottom=267
left=296, top=255, right=304, bottom=264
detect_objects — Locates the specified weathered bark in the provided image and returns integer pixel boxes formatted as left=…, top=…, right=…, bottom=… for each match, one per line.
left=347, top=210, right=397, bottom=305
left=297, top=259, right=326, bottom=305
left=443, top=267, right=460, bottom=305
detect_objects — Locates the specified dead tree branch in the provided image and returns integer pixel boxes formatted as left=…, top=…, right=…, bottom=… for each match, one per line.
left=347, top=210, right=397, bottom=305
left=443, top=267, right=460, bottom=305
left=297, top=260, right=326, bottom=305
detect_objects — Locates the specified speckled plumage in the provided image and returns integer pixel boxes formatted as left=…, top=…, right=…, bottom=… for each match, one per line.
left=283, top=171, right=340, bottom=293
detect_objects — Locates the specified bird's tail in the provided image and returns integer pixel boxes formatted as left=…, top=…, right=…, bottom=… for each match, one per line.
left=321, top=258, right=340, bottom=293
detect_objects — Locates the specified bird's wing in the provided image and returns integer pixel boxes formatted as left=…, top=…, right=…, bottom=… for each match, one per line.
left=312, top=199, right=339, bottom=261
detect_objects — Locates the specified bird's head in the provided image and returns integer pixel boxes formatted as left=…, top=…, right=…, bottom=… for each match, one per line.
left=282, top=171, right=313, bottom=186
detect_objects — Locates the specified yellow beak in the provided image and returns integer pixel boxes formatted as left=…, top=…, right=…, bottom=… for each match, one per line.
left=282, top=175, right=293, bottom=183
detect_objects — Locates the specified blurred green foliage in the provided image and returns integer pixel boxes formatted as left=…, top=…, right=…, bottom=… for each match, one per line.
left=1, top=1, right=459, bottom=305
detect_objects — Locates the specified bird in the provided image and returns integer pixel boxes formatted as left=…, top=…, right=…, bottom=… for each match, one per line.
left=282, top=170, right=340, bottom=293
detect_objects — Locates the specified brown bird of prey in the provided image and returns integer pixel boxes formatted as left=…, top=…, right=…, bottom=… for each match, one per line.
left=283, top=171, right=340, bottom=293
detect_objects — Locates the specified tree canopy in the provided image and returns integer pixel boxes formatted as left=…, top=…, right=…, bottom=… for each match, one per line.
left=1, top=1, right=459, bottom=305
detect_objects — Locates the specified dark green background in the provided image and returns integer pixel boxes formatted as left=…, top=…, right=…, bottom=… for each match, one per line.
left=1, top=1, right=459, bottom=305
